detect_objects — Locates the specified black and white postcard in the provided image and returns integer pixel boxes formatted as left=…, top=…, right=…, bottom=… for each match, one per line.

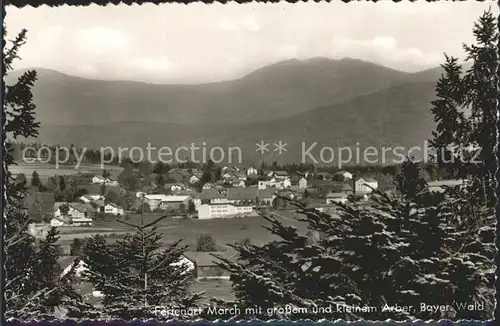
left=3, top=1, right=498, bottom=323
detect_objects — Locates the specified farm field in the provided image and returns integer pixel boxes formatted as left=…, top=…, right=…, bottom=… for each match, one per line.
left=10, top=162, right=122, bottom=180
left=91, top=211, right=310, bottom=249
left=56, top=226, right=124, bottom=234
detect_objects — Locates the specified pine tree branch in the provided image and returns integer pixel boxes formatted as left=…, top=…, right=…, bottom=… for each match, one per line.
left=143, top=215, right=169, bottom=229
left=5, top=216, right=33, bottom=250
left=5, top=274, right=24, bottom=290
left=115, top=219, right=142, bottom=230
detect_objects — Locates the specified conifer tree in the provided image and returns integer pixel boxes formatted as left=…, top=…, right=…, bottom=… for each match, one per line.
left=31, top=170, right=41, bottom=189
left=214, top=208, right=365, bottom=321
left=3, top=29, right=89, bottom=320
left=461, top=10, right=498, bottom=207
left=80, top=206, right=202, bottom=319
left=429, top=55, right=468, bottom=179
left=372, top=160, right=494, bottom=320
left=215, top=158, right=494, bottom=321
left=429, top=10, right=497, bottom=206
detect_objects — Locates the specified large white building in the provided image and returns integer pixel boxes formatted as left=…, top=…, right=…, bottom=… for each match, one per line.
left=197, top=204, right=253, bottom=219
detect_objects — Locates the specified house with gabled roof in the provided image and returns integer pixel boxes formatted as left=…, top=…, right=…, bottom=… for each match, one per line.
left=182, top=250, right=238, bottom=279
left=354, top=178, right=378, bottom=194
left=53, top=202, right=94, bottom=226
left=104, top=203, right=124, bottom=216
left=246, top=166, right=258, bottom=176
left=332, top=170, right=353, bottom=181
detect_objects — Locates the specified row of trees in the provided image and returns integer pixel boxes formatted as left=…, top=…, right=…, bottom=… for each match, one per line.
left=10, top=142, right=121, bottom=166
left=3, top=10, right=497, bottom=321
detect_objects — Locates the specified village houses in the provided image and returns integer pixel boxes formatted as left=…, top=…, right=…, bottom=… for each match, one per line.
left=92, top=175, right=119, bottom=187
left=143, top=194, right=191, bottom=211
left=246, top=166, right=258, bottom=176
left=79, top=194, right=105, bottom=203
left=52, top=202, right=94, bottom=226
left=354, top=178, right=379, bottom=194
left=104, top=203, right=125, bottom=216
left=333, top=170, right=353, bottom=181
left=325, top=192, right=349, bottom=204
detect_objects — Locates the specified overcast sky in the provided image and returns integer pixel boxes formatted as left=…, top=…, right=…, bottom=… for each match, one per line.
left=5, top=1, right=496, bottom=84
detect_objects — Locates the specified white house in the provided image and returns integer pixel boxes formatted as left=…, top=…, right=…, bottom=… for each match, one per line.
left=333, top=171, right=353, bottom=181
left=143, top=194, right=167, bottom=210
left=258, top=177, right=279, bottom=190
left=326, top=192, right=348, bottom=204
left=236, top=173, right=247, bottom=181
left=54, top=202, right=94, bottom=226
left=104, top=203, right=125, bottom=216
left=52, top=211, right=93, bottom=226
left=202, top=183, right=216, bottom=190
left=197, top=203, right=253, bottom=219
left=272, top=171, right=289, bottom=180
left=92, top=175, right=119, bottom=186
left=189, top=174, right=200, bottom=184
left=28, top=223, right=50, bottom=237
left=61, top=259, right=88, bottom=277
left=298, top=177, right=308, bottom=189
left=165, top=183, right=185, bottom=192
left=270, top=178, right=290, bottom=189
left=79, top=194, right=104, bottom=204
left=92, top=175, right=106, bottom=184
left=231, top=179, right=246, bottom=188
left=281, top=178, right=291, bottom=189
left=354, top=178, right=379, bottom=194
left=50, top=217, right=65, bottom=227
left=222, top=171, right=236, bottom=180
left=246, top=167, right=258, bottom=176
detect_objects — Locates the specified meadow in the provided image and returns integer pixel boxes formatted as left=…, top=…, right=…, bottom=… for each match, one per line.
left=60, top=211, right=309, bottom=305
left=10, top=162, right=122, bottom=180
left=90, top=211, right=310, bottom=250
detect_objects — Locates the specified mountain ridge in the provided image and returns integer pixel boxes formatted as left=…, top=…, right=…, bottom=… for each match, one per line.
left=11, top=57, right=447, bottom=164
left=6, top=57, right=439, bottom=126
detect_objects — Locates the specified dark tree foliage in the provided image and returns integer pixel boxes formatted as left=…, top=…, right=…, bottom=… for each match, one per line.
left=3, top=29, right=92, bottom=320
left=429, top=55, right=468, bottom=179
left=195, top=234, right=217, bottom=252
left=213, top=161, right=493, bottom=321
left=430, top=10, right=497, bottom=207
left=30, top=170, right=41, bottom=189
left=80, top=215, right=202, bottom=319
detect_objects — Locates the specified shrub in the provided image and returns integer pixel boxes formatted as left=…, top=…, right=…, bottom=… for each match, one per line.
left=195, top=234, right=217, bottom=252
